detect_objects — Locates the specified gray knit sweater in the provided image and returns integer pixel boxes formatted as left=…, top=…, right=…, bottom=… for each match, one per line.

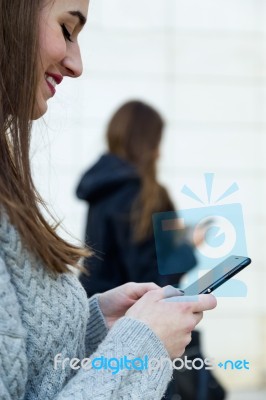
left=0, top=212, right=172, bottom=399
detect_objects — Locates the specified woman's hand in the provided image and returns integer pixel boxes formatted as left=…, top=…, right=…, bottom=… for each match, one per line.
left=125, top=287, right=217, bottom=359
left=98, top=282, right=160, bottom=328
left=98, top=283, right=184, bottom=328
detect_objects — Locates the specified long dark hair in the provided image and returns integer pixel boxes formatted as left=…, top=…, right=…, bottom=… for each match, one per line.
left=0, top=0, right=89, bottom=273
left=107, top=100, right=175, bottom=241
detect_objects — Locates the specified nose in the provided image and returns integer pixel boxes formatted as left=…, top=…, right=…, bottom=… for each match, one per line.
left=60, top=43, right=83, bottom=78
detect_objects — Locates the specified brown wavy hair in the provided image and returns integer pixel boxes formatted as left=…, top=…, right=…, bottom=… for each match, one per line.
left=0, top=0, right=89, bottom=273
left=107, top=100, right=175, bottom=242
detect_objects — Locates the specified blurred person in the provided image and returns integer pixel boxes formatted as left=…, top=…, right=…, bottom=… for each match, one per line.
left=0, top=1, right=217, bottom=400
left=77, top=100, right=198, bottom=296
left=77, top=100, right=225, bottom=400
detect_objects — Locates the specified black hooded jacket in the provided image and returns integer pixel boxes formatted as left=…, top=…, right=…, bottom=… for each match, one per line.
left=76, top=153, right=196, bottom=297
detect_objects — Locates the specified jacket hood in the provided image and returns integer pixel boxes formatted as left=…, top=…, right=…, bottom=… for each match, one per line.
left=76, top=153, right=140, bottom=202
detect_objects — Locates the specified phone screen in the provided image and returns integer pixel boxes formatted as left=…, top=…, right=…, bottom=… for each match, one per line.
left=184, top=255, right=251, bottom=295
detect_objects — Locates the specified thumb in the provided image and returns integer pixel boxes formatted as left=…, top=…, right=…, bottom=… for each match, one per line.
left=127, top=282, right=160, bottom=300
left=163, top=285, right=185, bottom=298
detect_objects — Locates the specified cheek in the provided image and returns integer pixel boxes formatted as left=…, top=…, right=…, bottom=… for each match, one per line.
left=39, top=26, right=67, bottom=66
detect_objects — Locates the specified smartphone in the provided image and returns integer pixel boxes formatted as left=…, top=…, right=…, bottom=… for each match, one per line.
left=183, top=255, right=251, bottom=295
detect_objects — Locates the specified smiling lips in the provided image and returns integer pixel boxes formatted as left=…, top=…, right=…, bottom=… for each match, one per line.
left=45, top=73, right=63, bottom=96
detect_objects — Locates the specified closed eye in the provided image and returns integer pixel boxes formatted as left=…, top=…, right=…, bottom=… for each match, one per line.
left=61, top=24, right=73, bottom=42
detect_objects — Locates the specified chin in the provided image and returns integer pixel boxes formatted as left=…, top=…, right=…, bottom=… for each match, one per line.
left=32, top=101, right=48, bottom=120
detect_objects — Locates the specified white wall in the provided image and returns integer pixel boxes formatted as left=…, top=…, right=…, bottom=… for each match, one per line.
left=32, top=0, right=266, bottom=392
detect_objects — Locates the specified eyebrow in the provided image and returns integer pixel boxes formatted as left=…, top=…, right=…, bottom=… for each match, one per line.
left=68, top=11, right=87, bottom=26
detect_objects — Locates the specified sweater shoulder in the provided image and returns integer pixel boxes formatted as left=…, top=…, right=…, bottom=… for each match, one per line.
left=0, top=255, right=28, bottom=399
left=0, top=256, right=26, bottom=338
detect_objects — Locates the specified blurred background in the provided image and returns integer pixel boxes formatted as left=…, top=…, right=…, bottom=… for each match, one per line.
left=32, top=0, right=266, bottom=398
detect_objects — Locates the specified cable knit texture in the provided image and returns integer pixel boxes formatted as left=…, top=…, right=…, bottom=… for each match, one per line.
left=0, top=211, right=172, bottom=399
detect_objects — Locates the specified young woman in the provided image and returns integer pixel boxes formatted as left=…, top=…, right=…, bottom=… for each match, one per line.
left=0, top=1, right=217, bottom=399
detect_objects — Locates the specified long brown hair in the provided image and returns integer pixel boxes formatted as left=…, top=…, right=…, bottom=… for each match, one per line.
left=107, top=100, right=175, bottom=242
left=0, top=0, right=89, bottom=274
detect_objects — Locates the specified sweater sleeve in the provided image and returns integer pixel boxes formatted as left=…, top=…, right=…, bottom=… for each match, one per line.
left=85, top=294, right=108, bottom=355
left=0, top=257, right=28, bottom=400
left=56, top=317, right=173, bottom=400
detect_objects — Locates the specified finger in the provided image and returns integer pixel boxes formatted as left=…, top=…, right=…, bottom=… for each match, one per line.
left=185, top=313, right=203, bottom=332
left=191, top=294, right=217, bottom=312
left=162, top=295, right=198, bottom=303
left=193, top=311, right=203, bottom=325
left=142, top=285, right=184, bottom=302
left=157, top=285, right=184, bottom=301
left=128, top=282, right=160, bottom=300
left=162, top=294, right=217, bottom=313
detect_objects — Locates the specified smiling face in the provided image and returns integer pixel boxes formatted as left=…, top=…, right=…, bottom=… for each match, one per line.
left=34, top=0, right=89, bottom=119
